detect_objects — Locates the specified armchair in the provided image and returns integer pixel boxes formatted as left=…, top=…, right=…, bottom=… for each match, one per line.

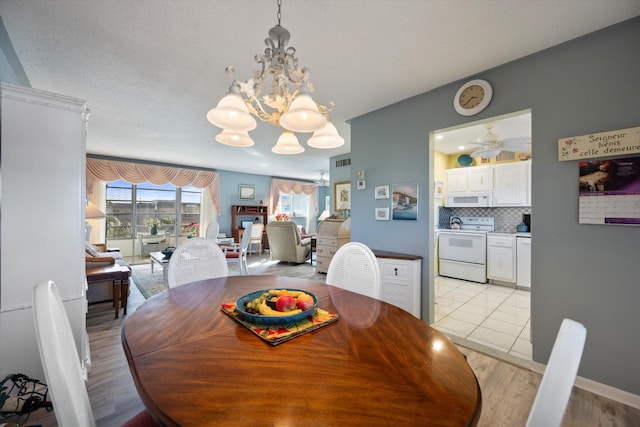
left=266, top=221, right=311, bottom=264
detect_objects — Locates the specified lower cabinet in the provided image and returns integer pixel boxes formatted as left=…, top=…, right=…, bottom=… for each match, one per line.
left=487, top=234, right=516, bottom=283
left=374, top=251, right=422, bottom=318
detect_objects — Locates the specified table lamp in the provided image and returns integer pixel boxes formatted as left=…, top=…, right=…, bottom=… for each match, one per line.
left=85, top=201, right=106, bottom=242
left=337, top=201, right=350, bottom=220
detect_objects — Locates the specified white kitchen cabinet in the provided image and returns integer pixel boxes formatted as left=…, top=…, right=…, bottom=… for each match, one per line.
left=469, top=166, right=493, bottom=192
left=487, top=234, right=516, bottom=283
left=0, top=83, right=88, bottom=379
left=446, top=168, right=469, bottom=193
left=493, top=160, right=531, bottom=206
left=446, top=165, right=493, bottom=193
left=374, top=251, right=422, bottom=318
left=516, top=236, right=531, bottom=288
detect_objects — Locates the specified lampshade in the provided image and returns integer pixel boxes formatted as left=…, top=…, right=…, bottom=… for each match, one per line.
left=317, top=209, right=330, bottom=221
left=85, top=201, right=105, bottom=219
left=215, top=129, right=255, bottom=147
left=307, top=121, right=345, bottom=148
left=337, top=200, right=350, bottom=211
left=271, top=130, right=305, bottom=154
left=279, top=92, right=326, bottom=133
left=206, top=91, right=257, bottom=132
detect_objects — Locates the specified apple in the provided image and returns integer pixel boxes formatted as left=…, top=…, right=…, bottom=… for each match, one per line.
left=296, top=293, right=315, bottom=311
left=275, top=294, right=297, bottom=312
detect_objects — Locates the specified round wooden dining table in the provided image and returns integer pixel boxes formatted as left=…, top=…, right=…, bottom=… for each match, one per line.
left=122, top=275, right=481, bottom=426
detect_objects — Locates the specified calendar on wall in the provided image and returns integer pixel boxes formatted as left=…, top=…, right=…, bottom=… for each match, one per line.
left=579, top=156, right=640, bottom=225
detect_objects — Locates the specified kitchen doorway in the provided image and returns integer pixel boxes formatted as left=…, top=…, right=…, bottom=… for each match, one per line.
left=429, top=110, right=532, bottom=361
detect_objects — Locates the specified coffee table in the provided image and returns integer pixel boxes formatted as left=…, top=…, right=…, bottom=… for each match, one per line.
left=149, top=251, right=169, bottom=285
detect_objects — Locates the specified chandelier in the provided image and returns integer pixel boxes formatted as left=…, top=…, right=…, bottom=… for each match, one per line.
left=207, top=0, right=344, bottom=154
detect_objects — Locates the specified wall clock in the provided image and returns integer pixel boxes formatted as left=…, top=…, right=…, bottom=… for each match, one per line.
left=453, top=79, right=493, bottom=116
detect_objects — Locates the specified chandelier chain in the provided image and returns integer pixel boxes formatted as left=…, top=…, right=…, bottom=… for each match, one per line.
left=277, top=0, right=282, bottom=26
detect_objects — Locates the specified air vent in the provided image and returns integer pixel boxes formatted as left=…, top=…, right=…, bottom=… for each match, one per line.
left=336, top=158, right=351, bottom=167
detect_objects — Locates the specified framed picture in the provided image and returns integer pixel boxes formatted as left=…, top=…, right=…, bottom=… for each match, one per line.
left=334, top=181, right=351, bottom=211
left=434, top=181, right=443, bottom=199
left=374, top=185, right=389, bottom=199
left=238, top=184, right=256, bottom=200
left=392, top=182, right=418, bottom=221
left=375, top=207, right=390, bottom=221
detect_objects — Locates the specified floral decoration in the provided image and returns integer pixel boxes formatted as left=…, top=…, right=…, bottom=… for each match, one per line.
left=275, top=213, right=290, bottom=222
left=183, top=222, right=200, bottom=235
left=145, top=218, right=161, bottom=227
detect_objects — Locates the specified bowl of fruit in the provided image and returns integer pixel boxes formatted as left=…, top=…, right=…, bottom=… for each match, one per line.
left=235, top=289, right=318, bottom=325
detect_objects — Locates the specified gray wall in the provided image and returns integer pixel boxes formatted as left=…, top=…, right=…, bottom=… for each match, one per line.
left=348, top=18, right=640, bottom=394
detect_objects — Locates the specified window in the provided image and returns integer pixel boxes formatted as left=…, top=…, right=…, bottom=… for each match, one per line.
left=105, top=180, right=202, bottom=259
left=279, top=193, right=311, bottom=218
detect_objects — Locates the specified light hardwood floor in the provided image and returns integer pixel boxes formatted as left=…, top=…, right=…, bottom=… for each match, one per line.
left=9, top=255, right=640, bottom=426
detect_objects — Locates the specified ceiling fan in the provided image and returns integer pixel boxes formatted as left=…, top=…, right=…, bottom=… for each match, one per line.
left=313, top=172, right=329, bottom=187
left=469, top=122, right=531, bottom=159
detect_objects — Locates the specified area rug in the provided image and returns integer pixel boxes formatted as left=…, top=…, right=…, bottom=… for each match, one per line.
left=131, top=265, right=167, bottom=299
left=131, top=254, right=325, bottom=299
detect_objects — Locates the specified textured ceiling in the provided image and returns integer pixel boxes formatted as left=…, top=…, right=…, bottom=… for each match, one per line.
left=1, top=1, right=639, bottom=181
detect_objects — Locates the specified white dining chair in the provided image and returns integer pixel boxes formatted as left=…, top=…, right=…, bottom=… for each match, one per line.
left=224, top=224, right=252, bottom=275
left=248, top=223, right=264, bottom=254
left=526, top=318, right=587, bottom=427
left=326, top=242, right=381, bottom=298
left=167, top=237, right=228, bottom=288
left=205, top=220, right=220, bottom=240
left=32, top=280, right=157, bottom=427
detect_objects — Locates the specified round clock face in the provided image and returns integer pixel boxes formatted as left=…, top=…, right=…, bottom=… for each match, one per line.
left=454, top=79, right=493, bottom=116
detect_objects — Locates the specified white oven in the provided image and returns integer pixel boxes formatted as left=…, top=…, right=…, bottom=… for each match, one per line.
left=437, top=217, right=494, bottom=283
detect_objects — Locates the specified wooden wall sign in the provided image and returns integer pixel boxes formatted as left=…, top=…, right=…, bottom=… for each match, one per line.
left=558, top=125, right=640, bottom=161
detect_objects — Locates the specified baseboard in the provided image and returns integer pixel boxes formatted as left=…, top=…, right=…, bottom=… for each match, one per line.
left=530, top=361, right=640, bottom=410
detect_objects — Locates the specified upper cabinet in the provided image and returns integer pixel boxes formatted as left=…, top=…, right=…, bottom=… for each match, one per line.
left=444, top=160, right=531, bottom=207
left=493, top=160, right=531, bottom=207
left=446, top=165, right=493, bottom=193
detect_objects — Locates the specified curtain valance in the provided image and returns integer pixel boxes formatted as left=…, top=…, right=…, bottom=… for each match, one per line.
left=269, top=178, right=318, bottom=216
left=86, top=158, right=220, bottom=210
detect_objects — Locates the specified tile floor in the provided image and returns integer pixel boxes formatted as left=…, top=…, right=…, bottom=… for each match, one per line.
left=432, top=275, right=532, bottom=360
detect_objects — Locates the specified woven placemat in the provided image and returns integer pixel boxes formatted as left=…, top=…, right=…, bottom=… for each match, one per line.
left=220, top=302, right=339, bottom=345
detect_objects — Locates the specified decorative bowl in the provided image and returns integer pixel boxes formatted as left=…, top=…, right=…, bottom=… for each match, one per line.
left=161, top=247, right=175, bottom=258
left=457, top=154, right=473, bottom=167
left=235, top=289, right=318, bottom=325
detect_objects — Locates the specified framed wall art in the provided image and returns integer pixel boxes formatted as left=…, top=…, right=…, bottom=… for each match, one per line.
left=374, top=185, right=389, bottom=199
left=375, top=207, right=390, bottom=221
left=392, top=182, right=418, bottom=221
left=238, top=184, right=256, bottom=200
left=334, top=181, right=351, bottom=211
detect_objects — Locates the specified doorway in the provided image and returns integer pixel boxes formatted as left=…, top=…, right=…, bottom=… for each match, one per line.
left=429, top=110, right=532, bottom=361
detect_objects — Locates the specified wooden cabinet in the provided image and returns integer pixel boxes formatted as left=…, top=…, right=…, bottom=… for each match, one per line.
left=316, top=219, right=350, bottom=274
left=231, top=205, right=268, bottom=246
left=446, top=165, right=492, bottom=193
left=374, top=251, right=422, bottom=318
left=493, top=160, right=530, bottom=206
left=487, top=234, right=516, bottom=283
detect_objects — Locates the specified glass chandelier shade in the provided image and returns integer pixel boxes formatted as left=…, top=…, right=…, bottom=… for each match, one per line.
left=215, top=129, right=255, bottom=147
left=271, top=130, right=305, bottom=154
left=279, top=91, right=326, bottom=133
left=206, top=90, right=257, bottom=132
left=207, top=0, right=341, bottom=154
left=307, top=121, right=345, bottom=149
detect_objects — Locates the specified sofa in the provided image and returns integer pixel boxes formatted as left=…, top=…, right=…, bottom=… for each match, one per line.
left=266, top=221, right=312, bottom=264
left=85, top=242, right=131, bottom=303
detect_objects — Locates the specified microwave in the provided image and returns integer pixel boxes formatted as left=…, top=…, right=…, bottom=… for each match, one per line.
left=445, top=192, right=492, bottom=208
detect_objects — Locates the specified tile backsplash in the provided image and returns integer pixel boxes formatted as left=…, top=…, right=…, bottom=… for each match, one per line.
left=438, top=206, right=531, bottom=233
